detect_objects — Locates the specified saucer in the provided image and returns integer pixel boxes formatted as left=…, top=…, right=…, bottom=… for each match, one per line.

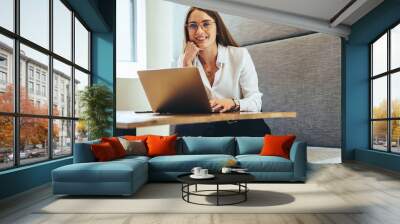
left=190, top=174, right=215, bottom=179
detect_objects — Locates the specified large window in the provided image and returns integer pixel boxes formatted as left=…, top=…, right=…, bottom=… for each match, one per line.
left=116, top=0, right=146, bottom=78
left=371, top=23, right=400, bottom=153
left=0, top=0, right=91, bottom=171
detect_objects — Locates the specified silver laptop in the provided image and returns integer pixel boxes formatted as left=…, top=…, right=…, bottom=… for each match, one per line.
left=137, top=67, right=212, bottom=114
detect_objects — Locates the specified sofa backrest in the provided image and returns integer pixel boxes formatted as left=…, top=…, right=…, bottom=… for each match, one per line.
left=73, top=139, right=100, bottom=163
left=178, top=137, right=235, bottom=155
left=235, top=137, right=263, bottom=155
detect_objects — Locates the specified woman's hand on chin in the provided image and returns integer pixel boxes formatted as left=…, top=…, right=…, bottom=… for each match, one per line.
left=183, top=41, right=200, bottom=67
left=209, top=99, right=236, bottom=113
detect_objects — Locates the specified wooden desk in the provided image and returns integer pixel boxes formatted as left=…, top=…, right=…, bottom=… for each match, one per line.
left=116, top=111, right=296, bottom=129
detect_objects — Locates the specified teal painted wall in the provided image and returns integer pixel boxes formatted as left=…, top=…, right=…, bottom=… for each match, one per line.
left=0, top=0, right=116, bottom=200
left=343, top=0, right=400, bottom=171
left=92, top=32, right=115, bottom=136
left=0, top=158, right=72, bottom=199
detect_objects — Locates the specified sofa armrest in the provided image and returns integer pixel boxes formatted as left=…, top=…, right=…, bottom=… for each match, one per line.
left=73, top=140, right=100, bottom=163
left=289, top=141, right=307, bottom=181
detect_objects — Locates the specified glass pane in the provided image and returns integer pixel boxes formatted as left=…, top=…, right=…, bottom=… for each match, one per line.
left=20, top=0, right=49, bottom=49
left=0, top=34, right=14, bottom=113
left=372, top=33, right=387, bottom=76
left=75, top=18, right=89, bottom=70
left=392, top=120, right=400, bottom=153
left=117, top=0, right=135, bottom=62
left=53, top=119, right=72, bottom=158
left=392, top=72, right=400, bottom=118
left=0, top=0, right=14, bottom=31
left=74, top=69, right=89, bottom=118
left=75, top=120, right=88, bottom=143
left=372, top=121, right=388, bottom=151
left=372, top=77, right=387, bottom=119
left=20, top=117, right=49, bottom=165
left=0, top=116, right=14, bottom=170
left=53, top=0, right=72, bottom=60
left=20, top=44, right=49, bottom=115
left=391, top=24, right=400, bottom=70
left=53, top=59, right=72, bottom=117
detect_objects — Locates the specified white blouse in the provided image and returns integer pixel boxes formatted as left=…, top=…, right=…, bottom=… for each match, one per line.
left=178, top=44, right=262, bottom=112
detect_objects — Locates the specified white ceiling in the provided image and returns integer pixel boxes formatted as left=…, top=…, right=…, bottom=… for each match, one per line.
left=226, top=0, right=353, bottom=22
left=165, top=0, right=384, bottom=38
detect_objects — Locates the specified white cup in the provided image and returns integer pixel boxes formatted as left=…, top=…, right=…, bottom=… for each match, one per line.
left=200, top=169, right=208, bottom=176
left=221, top=167, right=232, bottom=174
left=191, top=167, right=202, bottom=176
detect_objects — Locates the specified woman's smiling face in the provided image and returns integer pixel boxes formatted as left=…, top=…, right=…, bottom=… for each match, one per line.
left=187, top=9, right=217, bottom=49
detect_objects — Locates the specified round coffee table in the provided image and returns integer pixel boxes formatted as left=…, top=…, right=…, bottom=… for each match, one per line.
left=177, top=173, right=255, bottom=206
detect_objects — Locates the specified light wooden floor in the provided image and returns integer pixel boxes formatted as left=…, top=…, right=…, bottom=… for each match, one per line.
left=1, top=148, right=400, bottom=224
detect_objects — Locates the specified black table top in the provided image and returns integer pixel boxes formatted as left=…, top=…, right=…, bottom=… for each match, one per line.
left=177, top=172, right=255, bottom=185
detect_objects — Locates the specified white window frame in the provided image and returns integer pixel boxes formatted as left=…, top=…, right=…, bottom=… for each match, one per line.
left=116, top=0, right=146, bottom=79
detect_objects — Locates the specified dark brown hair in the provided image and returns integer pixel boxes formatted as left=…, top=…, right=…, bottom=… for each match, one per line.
left=184, top=7, right=239, bottom=48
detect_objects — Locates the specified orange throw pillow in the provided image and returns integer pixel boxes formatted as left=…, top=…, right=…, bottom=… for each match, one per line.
left=124, top=135, right=149, bottom=142
left=91, top=142, right=117, bottom=161
left=259, top=135, right=296, bottom=159
left=146, top=135, right=177, bottom=157
left=101, top=137, right=127, bottom=158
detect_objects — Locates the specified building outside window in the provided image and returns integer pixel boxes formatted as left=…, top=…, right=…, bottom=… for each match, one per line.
left=0, top=0, right=91, bottom=170
left=0, top=54, right=7, bottom=88
left=42, top=85, right=46, bottom=97
left=370, top=23, right=400, bottom=154
left=28, top=81, right=34, bottom=94
left=36, top=83, right=40, bottom=95
left=0, top=71, right=7, bottom=86
left=28, top=67, right=34, bottom=80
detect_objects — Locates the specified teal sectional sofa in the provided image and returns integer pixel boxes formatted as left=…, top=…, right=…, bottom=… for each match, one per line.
left=52, top=137, right=307, bottom=196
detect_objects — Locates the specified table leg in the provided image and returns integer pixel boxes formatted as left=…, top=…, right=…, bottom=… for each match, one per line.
left=245, top=183, right=247, bottom=201
left=195, top=184, right=197, bottom=192
left=217, top=184, right=219, bottom=206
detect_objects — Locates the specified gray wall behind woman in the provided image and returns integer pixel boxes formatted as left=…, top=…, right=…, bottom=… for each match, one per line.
left=223, top=14, right=341, bottom=147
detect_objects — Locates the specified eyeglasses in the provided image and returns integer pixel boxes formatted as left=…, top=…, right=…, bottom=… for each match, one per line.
left=186, top=21, right=215, bottom=32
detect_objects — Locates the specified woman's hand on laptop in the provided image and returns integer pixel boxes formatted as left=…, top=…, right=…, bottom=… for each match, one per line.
left=210, top=99, right=236, bottom=113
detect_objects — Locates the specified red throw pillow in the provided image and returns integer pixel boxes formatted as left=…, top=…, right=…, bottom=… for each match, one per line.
left=259, top=135, right=296, bottom=159
left=146, top=135, right=177, bottom=157
left=91, top=142, right=117, bottom=161
left=101, top=137, right=127, bottom=158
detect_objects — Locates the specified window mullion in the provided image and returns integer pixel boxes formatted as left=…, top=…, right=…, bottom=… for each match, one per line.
left=71, top=10, right=76, bottom=154
left=49, top=0, right=54, bottom=160
left=388, top=30, right=391, bottom=152
left=13, top=0, right=21, bottom=167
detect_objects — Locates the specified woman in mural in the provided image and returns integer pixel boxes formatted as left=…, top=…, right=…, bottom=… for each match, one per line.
left=175, top=7, right=270, bottom=136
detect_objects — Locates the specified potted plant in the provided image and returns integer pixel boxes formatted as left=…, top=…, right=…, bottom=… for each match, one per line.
left=79, top=84, right=113, bottom=140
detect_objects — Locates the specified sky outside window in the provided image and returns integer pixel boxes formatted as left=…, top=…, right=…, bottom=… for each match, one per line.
left=0, top=0, right=14, bottom=31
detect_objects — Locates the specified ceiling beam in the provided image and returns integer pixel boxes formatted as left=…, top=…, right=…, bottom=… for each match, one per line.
left=164, top=0, right=351, bottom=38
left=330, top=0, right=368, bottom=27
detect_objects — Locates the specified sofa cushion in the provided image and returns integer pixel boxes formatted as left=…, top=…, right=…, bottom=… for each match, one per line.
left=147, top=135, right=177, bottom=157
left=53, top=159, right=147, bottom=183
left=236, top=155, right=293, bottom=172
left=101, top=137, right=127, bottom=158
left=236, top=137, right=263, bottom=155
left=91, top=142, right=118, bottom=161
left=260, top=135, right=296, bottom=159
left=118, top=138, right=147, bottom=156
left=149, top=154, right=235, bottom=172
left=180, top=137, right=235, bottom=155
left=73, top=139, right=100, bottom=163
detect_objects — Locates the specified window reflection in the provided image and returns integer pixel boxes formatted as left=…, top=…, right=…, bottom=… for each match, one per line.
left=372, top=33, right=387, bottom=76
